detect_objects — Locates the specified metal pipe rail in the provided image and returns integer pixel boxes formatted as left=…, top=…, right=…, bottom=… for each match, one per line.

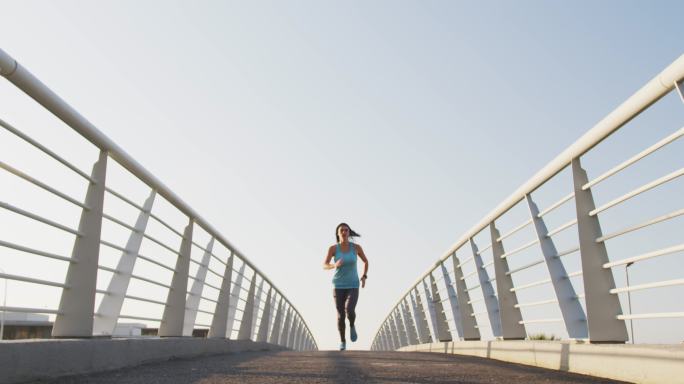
left=0, top=48, right=317, bottom=350
left=373, top=54, right=684, bottom=350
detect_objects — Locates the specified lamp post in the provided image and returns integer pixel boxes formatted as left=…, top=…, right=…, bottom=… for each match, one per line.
left=625, top=262, right=634, bottom=344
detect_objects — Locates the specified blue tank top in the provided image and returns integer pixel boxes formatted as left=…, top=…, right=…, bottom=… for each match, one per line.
left=332, top=243, right=359, bottom=289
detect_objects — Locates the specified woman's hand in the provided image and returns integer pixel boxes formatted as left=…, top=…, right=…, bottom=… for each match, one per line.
left=361, top=275, right=367, bottom=288
left=334, top=258, right=344, bottom=268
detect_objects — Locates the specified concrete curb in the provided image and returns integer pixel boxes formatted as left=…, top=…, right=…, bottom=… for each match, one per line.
left=399, top=341, right=684, bottom=384
left=0, top=338, right=286, bottom=383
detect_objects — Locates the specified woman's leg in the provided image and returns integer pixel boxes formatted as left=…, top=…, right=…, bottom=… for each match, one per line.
left=334, top=289, right=350, bottom=342
left=346, top=288, right=359, bottom=328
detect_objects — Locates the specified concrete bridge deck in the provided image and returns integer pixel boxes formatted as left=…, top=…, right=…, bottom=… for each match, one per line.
left=39, top=351, right=626, bottom=384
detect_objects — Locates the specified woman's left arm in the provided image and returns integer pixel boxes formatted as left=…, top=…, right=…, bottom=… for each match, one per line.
left=356, top=244, right=369, bottom=288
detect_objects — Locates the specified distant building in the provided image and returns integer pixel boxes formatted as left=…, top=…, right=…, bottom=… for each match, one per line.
left=112, top=323, right=147, bottom=337
left=0, top=312, right=149, bottom=339
left=1, top=312, right=52, bottom=340
left=0, top=312, right=207, bottom=339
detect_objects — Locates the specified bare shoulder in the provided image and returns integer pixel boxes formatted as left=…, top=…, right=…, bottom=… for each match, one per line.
left=353, top=243, right=364, bottom=252
left=328, top=244, right=337, bottom=253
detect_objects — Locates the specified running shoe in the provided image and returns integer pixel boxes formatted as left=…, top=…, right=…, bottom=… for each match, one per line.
left=350, top=326, right=358, bottom=342
left=339, top=341, right=346, bottom=351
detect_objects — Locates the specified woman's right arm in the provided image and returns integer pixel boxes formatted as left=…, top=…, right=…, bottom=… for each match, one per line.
left=323, top=246, right=335, bottom=270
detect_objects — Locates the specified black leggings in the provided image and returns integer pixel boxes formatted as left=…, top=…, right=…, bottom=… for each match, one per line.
left=334, top=288, right=359, bottom=342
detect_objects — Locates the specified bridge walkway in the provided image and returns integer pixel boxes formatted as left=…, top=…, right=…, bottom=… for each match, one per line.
left=41, top=351, right=626, bottom=383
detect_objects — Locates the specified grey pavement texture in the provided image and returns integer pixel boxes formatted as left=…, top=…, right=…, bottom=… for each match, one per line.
left=33, top=351, right=629, bottom=384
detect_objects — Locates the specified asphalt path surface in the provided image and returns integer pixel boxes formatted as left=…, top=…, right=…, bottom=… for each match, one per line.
left=37, top=351, right=629, bottom=384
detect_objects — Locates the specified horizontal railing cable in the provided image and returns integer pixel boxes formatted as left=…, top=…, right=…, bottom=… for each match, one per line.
left=583, top=126, right=684, bottom=191
left=505, top=258, right=545, bottom=276
left=596, top=207, right=684, bottom=243
left=496, top=219, right=532, bottom=242
left=0, top=239, right=73, bottom=263
left=536, top=192, right=575, bottom=218
left=611, top=278, right=684, bottom=294
left=546, top=219, right=577, bottom=238
left=556, top=246, right=580, bottom=258
left=500, top=239, right=539, bottom=259
left=102, top=213, right=138, bottom=233
left=104, top=186, right=147, bottom=213
left=514, top=298, right=558, bottom=308
left=617, top=312, right=684, bottom=320
left=117, top=314, right=162, bottom=322
left=0, top=306, right=61, bottom=314
left=0, top=272, right=68, bottom=288
left=148, top=212, right=184, bottom=238
left=130, top=273, right=171, bottom=289
left=141, top=232, right=181, bottom=256
left=0, top=200, right=82, bottom=236
left=590, top=168, right=684, bottom=216
left=124, top=294, right=167, bottom=306
left=603, top=243, right=684, bottom=268
left=0, top=160, right=89, bottom=209
left=0, top=118, right=94, bottom=182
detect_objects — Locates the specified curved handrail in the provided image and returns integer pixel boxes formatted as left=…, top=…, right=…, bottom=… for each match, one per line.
left=0, top=48, right=317, bottom=349
left=373, top=53, right=684, bottom=347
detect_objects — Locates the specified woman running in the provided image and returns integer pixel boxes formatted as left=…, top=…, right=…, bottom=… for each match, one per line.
left=323, top=222, right=369, bottom=351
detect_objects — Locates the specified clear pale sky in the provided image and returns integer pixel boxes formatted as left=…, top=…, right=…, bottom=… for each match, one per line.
left=1, top=1, right=683, bottom=350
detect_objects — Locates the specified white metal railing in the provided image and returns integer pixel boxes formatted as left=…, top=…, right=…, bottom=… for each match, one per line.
left=0, top=48, right=316, bottom=351
left=371, top=54, right=684, bottom=351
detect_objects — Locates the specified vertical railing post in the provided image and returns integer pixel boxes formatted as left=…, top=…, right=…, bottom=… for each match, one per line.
left=53, top=150, right=108, bottom=337
left=411, top=287, right=432, bottom=343
left=388, top=317, right=400, bottom=349
left=440, top=261, right=463, bottom=340
left=93, top=190, right=155, bottom=336
left=490, top=222, right=526, bottom=339
left=226, top=263, right=246, bottom=338
left=256, top=287, right=272, bottom=342
left=297, top=322, right=305, bottom=351
left=296, top=319, right=304, bottom=350
left=237, top=272, right=257, bottom=340
left=428, top=273, right=452, bottom=341
left=421, top=279, right=438, bottom=341
left=572, top=158, right=628, bottom=342
left=268, top=290, right=277, bottom=336
left=251, top=278, right=264, bottom=339
left=281, top=307, right=293, bottom=346
left=383, top=323, right=392, bottom=350
left=375, top=328, right=383, bottom=350
left=269, top=297, right=284, bottom=344
left=378, top=326, right=386, bottom=350
left=470, top=238, right=502, bottom=337
left=158, top=219, right=194, bottom=337
left=386, top=323, right=395, bottom=350
left=395, top=307, right=409, bottom=347
left=452, top=254, right=480, bottom=340
left=183, top=238, right=214, bottom=336
left=386, top=323, right=394, bottom=350
left=289, top=317, right=298, bottom=349
left=287, top=311, right=296, bottom=348
left=527, top=194, right=588, bottom=339
left=402, top=299, right=419, bottom=344
left=291, top=318, right=301, bottom=350
left=208, top=253, right=234, bottom=338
